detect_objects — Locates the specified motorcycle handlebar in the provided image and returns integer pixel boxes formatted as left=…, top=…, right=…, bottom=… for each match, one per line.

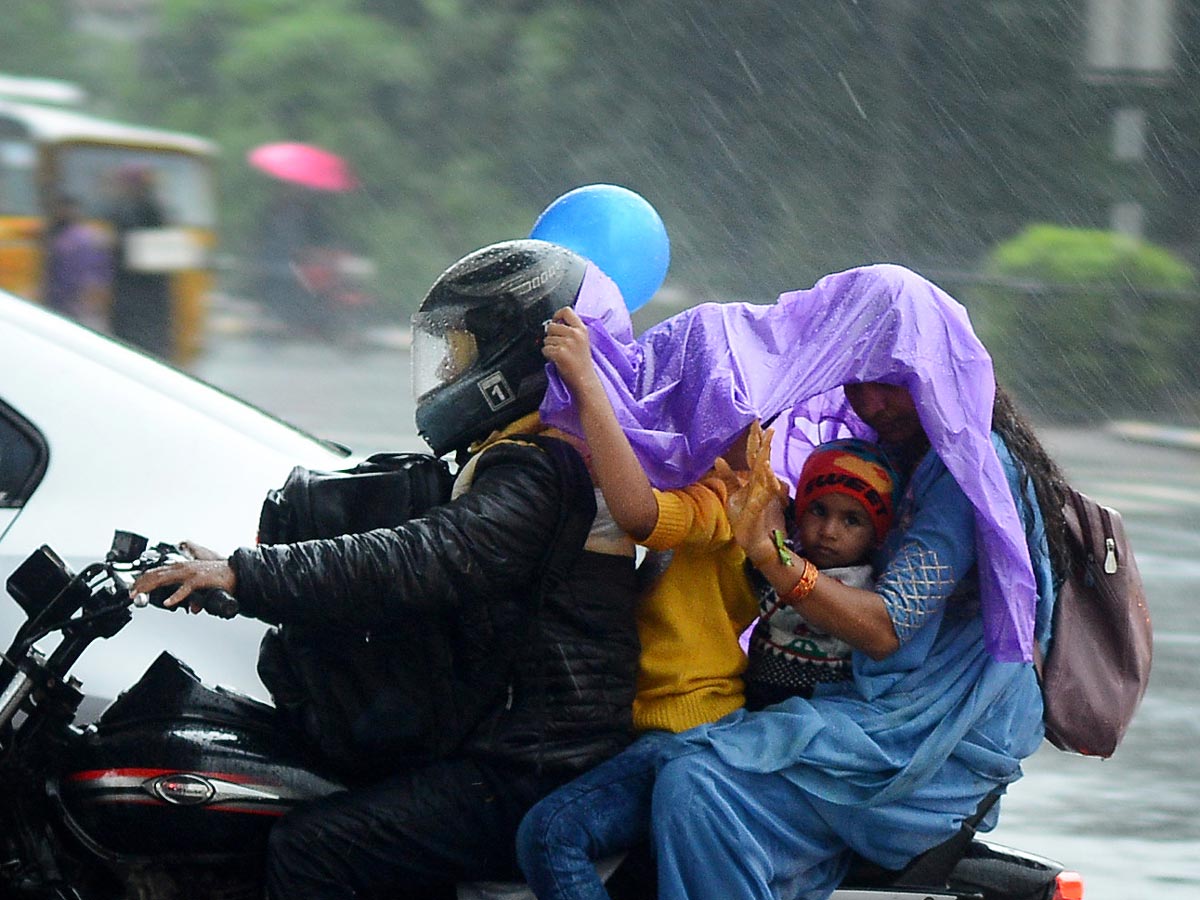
left=145, top=582, right=240, bottom=620
left=112, top=535, right=240, bottom=620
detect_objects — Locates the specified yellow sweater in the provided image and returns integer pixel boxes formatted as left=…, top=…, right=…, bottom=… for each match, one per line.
left=632, top=475, right=759, bottom=734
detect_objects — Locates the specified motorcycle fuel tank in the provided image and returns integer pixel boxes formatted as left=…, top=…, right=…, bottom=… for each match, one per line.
left=54, top=652, right=344, bottom=859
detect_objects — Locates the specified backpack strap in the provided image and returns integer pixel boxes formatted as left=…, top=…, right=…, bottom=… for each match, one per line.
left=518, top=433, right=597, bottom=592
left=890, top=789, right=1002, bottom=888
left=460, top=433, right=596, bottom=584
left=467, top=433, right=597, bottom=772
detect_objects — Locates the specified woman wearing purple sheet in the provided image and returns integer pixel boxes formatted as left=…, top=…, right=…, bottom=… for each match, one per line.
left=540, top=264, right=1072, bottom=900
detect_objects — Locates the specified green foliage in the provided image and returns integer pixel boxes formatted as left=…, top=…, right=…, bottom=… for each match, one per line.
left=0, top=3, right=86, bottom=83
left=6, top=0, right=1199, bottom=367
left=971, top=224, right=1197, bottom=419
left=102, top=0, right=589, bottom=312
left=988, top=225, right=1192, bottom=286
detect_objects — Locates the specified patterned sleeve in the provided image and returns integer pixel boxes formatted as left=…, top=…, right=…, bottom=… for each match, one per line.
left=874, top=456, right=977, bottom=646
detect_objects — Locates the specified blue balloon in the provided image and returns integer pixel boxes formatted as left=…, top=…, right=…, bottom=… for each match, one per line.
left=530, top=184, right=669, bottom=313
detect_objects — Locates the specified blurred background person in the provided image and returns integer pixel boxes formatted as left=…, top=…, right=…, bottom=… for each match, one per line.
left=106, top=164, right=172, bottom=356
left=245, top=143, right=362, bottom=339
left=252, top=182, right=336, bottom=336
left=40, top=192, right=111, bottom=331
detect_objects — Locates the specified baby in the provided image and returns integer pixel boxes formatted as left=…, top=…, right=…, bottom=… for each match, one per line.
left=743, top=438, right=897, bottom=709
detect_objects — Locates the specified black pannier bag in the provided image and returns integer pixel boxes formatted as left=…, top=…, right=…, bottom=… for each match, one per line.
left=255, top=452, right=459, bottom=777
left=256, top=452, right=454, bottom=546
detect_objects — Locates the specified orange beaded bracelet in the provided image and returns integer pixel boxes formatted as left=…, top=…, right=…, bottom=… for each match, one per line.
left=783, top=558, right=819, bottom=606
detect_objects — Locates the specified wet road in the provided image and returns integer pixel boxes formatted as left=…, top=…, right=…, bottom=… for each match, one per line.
left=193, top=335, right=1200, bottom=900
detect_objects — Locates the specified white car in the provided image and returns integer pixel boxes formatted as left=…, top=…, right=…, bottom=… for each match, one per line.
left=0, top=290, right=350, bottom=706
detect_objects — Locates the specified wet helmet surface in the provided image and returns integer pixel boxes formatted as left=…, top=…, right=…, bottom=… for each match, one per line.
left=412, top=239, right=588, bottom=456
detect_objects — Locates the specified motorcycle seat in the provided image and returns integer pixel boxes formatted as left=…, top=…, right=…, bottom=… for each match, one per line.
left=842, top=789, right=1002, bottom=890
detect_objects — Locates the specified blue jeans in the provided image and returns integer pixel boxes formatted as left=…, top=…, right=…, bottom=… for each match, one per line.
left=515, top=730, right=680, bottom=900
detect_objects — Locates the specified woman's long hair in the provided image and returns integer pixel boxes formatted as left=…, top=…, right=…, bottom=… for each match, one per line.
left=993, top=386, right=1071, bottom=585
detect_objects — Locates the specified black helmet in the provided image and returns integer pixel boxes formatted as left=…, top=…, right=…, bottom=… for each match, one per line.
left=412, top=239, right=588, bottom=456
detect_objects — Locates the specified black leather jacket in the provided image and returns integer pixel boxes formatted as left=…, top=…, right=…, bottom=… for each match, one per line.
left=230, top=435, right=640, bottom=774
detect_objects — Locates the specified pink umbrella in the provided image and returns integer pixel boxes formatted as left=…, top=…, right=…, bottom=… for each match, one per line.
left=247, top=142, right=359, bottom=192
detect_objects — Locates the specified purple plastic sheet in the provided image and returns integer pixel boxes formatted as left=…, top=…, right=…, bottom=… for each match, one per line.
left=546, top=263, right=1037, bottom=663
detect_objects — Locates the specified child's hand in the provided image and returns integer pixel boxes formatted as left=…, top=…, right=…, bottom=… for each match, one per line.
left=718, top=422, right=790, bottom=566
left=542, top=307, right=600, bottom=394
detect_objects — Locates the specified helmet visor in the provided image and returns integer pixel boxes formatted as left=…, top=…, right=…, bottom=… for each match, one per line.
left=412, top=310, right=480, bottom=400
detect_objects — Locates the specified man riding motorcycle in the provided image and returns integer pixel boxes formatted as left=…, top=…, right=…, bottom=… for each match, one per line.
left=132, top=240, right=642, bottom=899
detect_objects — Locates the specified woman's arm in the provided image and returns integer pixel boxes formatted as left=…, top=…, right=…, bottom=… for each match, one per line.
left=723, top=428, right=900, bottom=660
left=542, top=307, right=658, bottom=541
left=737, top=448, right=980, bottom=662
left=751, top=547, right=900, bottom=660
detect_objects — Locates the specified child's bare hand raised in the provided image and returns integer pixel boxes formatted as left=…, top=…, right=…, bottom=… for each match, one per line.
left=542, top=307, right=600, bottom=395
left=715, top=421, right=790, bottom=567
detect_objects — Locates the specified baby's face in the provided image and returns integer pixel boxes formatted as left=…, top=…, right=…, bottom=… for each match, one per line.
left=795, top=492, right=875, bottom=569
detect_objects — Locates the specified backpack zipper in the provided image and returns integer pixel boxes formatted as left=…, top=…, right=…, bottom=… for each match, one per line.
left=1100, top=506, right=1118, bottom=574
left=1073, top=489, right=1119, bottom=576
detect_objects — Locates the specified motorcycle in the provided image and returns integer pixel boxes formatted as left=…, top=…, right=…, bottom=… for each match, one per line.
left=0, top=532, right=1083, bottom=900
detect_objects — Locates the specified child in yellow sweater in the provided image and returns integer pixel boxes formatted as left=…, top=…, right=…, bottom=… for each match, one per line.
left=517, top=307, right=895, bottom=900
left=541, top=305, right=763, bottom=734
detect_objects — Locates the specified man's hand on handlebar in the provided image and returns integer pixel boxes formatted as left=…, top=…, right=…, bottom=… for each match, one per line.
left=131, top=556, right=237, bottom=616
left=179, top=540, right=223, bottom=562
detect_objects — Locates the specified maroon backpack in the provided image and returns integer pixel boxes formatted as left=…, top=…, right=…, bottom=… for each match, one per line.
left=1036, top=487, right=1153, bottom=758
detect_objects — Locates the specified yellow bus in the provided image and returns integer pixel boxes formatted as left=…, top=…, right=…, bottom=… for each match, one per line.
left=0, top=84, right=217, bottom=364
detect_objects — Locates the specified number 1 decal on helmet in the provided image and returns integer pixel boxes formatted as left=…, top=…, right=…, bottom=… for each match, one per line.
left=477, top=371, right=516, bottom=412
left=412, top=240, right=588, bottom=457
